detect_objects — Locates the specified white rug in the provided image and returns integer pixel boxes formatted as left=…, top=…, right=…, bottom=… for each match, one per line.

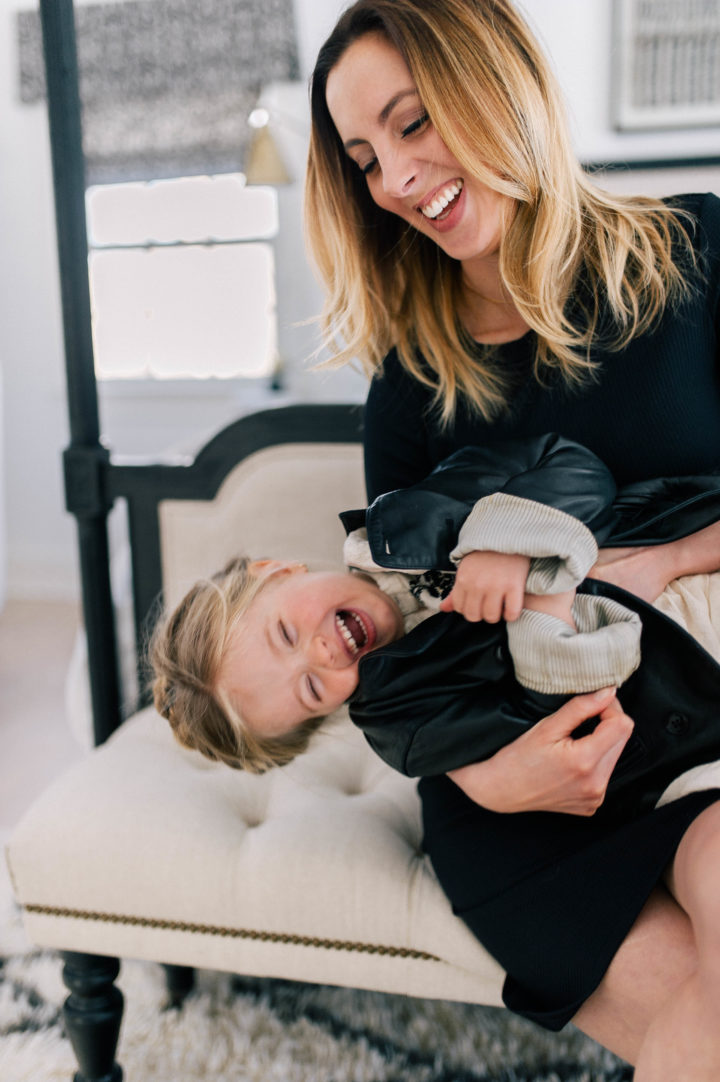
left=0, top=841, right=631, bottom=1082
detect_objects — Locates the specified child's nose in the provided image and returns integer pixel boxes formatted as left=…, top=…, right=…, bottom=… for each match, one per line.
left=308, top=633, right=337, bottom=668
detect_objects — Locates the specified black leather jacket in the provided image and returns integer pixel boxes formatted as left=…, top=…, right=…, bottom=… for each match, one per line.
left=344, top=434, right=720, bottom=819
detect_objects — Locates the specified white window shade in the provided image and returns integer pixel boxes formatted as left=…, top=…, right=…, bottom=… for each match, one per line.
left=90, top=243, right=277, bottom=380
left=87, top=176, right=279, bottom=380
left=86, top=175, right=278, bottom=246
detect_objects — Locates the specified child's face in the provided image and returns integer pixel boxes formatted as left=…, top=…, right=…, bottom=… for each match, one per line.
left=217, top=561, right=404, bottom=739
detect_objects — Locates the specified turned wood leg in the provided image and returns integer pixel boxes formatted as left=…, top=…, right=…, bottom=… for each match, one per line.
left=162, top=963, right=195, bottom=1008
left=62, top=951, right=123, bottom=1082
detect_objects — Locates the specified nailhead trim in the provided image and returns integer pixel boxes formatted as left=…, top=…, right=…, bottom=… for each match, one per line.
left=24, top=904, right=441, bottom=961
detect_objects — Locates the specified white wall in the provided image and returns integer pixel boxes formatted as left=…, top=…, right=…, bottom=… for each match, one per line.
left=0, top=0, right=365, bottom=600
left=0, top=0, right=719, bottom=600
left=519, top=0, right=720, bottom=163
left=0, top=0, right=76, bottom=600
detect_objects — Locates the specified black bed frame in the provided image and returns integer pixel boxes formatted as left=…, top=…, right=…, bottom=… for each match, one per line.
left=40, top=0, right=362, bottom=746
left=40, top=8, right=362, bottom=1075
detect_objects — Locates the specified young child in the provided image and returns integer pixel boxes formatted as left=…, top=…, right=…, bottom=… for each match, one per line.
left=151, top=433, right=646, bottom=777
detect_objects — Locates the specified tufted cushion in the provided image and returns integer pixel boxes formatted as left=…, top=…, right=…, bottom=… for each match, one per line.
left=6, top=705, right=505, bottom=1004
left=159, top=443, right=367, bottom=608
left=7, top=428, right=506, bottom=1006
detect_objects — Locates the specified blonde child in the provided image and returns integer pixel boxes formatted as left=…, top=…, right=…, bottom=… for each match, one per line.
left=150, top=434, right=646, bottom=776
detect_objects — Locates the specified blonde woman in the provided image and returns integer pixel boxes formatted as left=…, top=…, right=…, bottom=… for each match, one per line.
left=305, top=1, right=720, bottom=1077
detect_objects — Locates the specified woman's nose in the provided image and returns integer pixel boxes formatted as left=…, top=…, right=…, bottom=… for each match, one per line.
left=380, top=148, right=416, bottom=198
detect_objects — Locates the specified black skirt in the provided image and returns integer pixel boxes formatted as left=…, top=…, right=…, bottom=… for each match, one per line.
left=419, top=774, right=720, bottom=1030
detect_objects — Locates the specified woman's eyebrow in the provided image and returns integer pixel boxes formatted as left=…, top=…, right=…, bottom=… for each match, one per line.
left=343, top=88, right=419, bottom=151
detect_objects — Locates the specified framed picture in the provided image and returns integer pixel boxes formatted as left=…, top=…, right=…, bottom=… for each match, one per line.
left=613, top=0, right=720, bottom=131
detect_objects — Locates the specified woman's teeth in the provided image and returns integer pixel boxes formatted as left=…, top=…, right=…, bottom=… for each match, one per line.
left=420, top=180, right=463, bottom=220
left=336, top=610, right=369, bottom=655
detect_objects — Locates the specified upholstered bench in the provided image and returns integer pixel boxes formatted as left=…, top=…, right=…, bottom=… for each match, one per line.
left=5, top=407, right=505, bottom=1082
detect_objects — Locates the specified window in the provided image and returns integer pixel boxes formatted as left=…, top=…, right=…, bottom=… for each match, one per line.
left=86, top=174, right=280, bottom=381
left=18, top=0, right=300, bottom=387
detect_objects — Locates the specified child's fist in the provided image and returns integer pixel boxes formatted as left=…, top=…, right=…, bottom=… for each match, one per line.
left=440, top=550, right=530, bottom=622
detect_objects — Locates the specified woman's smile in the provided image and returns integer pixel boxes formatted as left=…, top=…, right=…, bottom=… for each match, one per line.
left=417, top=180, right=467, bottom=232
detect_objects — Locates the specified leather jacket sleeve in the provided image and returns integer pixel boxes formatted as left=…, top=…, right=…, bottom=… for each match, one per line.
left=608, top=472, right=720, bottom=546
left=352, top=582, right=720, bottom=820
left=340, top=433, right=618, bottom=571
left=345, top=439, right=720, bottom=811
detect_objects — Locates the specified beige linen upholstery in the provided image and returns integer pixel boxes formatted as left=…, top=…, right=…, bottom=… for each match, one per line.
left=7, top=707, right=503, bottom=1003
left=159, top=443, right=369, bottom=608
left=5, top=436, right=505, bottom=1026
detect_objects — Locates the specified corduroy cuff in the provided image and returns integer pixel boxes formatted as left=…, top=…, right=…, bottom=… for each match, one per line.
left=506, top=594, right=642, bottom=693
left=450, top=492, right=598, bottom=594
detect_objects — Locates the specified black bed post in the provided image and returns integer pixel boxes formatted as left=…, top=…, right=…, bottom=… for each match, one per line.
left=40, top=6, right=126, bottom=1077
left=39, top=0, right=121, bottom=745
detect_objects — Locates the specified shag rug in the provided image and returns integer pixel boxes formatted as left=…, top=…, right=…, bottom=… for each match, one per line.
left=1, top=846, right=632, bottom=1082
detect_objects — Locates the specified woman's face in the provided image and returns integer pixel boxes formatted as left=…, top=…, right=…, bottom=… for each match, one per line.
left=325, top=32, right=515, bottom=267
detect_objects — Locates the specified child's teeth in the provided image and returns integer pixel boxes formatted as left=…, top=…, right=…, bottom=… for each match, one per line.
left=337, top=614, right=358, bottom=654
left=336, top=611, right=369, bottom=655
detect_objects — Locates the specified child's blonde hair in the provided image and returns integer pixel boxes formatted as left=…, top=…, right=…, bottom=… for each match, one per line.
left=149, top=556, right=325, bottom=773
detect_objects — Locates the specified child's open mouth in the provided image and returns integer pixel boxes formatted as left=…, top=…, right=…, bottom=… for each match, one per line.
left=336, top=609, right=373, bottom=657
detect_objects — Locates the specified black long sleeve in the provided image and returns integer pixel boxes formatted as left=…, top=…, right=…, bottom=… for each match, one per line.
left=365, top=192, right=720, bottom=501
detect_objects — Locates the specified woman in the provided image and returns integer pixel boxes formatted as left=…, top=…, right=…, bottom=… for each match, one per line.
left=305, top=1, right=720, bottom=1077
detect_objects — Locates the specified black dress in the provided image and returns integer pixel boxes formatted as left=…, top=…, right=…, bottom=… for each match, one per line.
left=362, top=192, right=720, bottom=1030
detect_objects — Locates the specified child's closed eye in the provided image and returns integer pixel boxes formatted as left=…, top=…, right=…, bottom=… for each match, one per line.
left=279, top=620, right=295, bottom=646
left=306, top=675, right=321, bottom=703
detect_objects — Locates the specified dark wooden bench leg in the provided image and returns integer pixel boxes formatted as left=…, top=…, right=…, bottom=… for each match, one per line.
left=163, top=963, right=196, bottom=1008
left=62, top=951, right=123, bottom=1082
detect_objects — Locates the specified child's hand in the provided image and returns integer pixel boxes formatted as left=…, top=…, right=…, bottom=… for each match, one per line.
left=440, top=550, right=531, bottom=622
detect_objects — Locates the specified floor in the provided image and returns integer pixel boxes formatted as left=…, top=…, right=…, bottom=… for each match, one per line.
left=0, top=599, right=85, bottom=833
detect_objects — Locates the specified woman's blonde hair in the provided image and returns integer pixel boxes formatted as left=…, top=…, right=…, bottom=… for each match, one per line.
left=305, top=0, right=696, bottom=424
left=149, top=557, right=324, bottom=773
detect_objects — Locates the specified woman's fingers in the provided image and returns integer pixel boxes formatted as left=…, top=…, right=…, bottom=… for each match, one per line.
left=528, top=690, right=634, bottom=813
left=542, top=687, right=619, bottom=736
left=448, top=689, right=634, bottom=816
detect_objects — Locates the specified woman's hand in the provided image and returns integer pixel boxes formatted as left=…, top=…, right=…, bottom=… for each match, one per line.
left=587, top=545, right=675, bottom=602
left=440, top=550, right=530, bottom=623
left=588, top=520, right=720, bottom=602
left=447, top=687, right=634, bottom=815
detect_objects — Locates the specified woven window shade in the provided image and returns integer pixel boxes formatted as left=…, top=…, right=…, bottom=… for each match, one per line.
left=17, top=0, right=300, bottom=185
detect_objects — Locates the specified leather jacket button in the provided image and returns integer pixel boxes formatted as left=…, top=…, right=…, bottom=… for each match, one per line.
left=665, top=713, right=690, bottom=736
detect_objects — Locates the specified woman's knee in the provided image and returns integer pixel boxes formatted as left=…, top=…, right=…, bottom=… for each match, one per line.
left=668, top=800, right=720, bottom=962
left=572, top=885, right=697, bottom=1064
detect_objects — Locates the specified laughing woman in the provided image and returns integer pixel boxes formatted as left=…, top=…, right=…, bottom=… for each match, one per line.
left=304, top=1, right=720, bottom=1078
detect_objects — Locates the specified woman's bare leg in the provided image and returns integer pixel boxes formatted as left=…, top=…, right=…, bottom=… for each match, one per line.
left=631, top=801, right=720, bottom=1079
left=572, top=884, right=698, bottom=1066
left=572, top=800, right=720, bottom=1076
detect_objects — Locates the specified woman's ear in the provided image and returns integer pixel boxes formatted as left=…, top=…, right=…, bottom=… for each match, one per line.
left=248, top=559, right=307, bottom=581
